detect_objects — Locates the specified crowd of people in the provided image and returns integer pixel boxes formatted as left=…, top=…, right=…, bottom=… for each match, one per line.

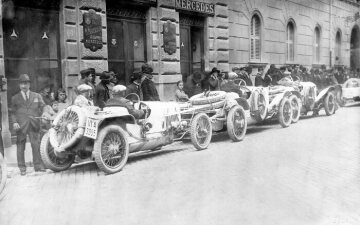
left=6, top=61, right=360, bottom=175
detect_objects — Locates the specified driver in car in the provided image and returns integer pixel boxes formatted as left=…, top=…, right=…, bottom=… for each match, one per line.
left=105, top=85, right=148, bottom=119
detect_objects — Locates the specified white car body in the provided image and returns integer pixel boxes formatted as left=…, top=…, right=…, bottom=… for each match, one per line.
left=342, top=78, right=360, bottom=100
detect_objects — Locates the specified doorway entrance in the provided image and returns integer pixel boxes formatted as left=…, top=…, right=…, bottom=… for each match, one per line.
left=2, top=6, right=61, bottom=103
left=106, top=8, right=147, bottom=85
left=179, top=14, right=205, bottom=81
left=350, top=25, right=360, bottom=70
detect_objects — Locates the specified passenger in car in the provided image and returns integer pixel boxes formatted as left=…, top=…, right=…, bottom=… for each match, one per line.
left=74, top=84, right=93, bottom=107
left=105, top=85, right=147, bottom=119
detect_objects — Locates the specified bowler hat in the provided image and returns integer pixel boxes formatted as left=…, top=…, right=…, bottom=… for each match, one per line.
left=141, top=63, right=153, bottom=74
left=211, top=67, right=220, bottom=74
left=19, top=74, right=30, bottom=83
left=100, top=71, right=112, bottom=81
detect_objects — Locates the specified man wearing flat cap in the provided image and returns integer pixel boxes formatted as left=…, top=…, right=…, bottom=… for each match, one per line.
left=105, top=85, right=146, bottom=119
left=78, top=68, right=96, bottom=99
left=94, top=71, right=111, bottom=108
left=11, top=74, right=46, bottom=175
left=140, top=63, right=160, bottom=101
left=74, top=84, right=93, bottom=107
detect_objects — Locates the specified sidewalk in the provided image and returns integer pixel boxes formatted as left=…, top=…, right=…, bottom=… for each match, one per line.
left=4, top=142, right=33, bottom=168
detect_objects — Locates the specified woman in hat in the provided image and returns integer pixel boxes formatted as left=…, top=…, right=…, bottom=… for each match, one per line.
left=94, top=71, right=112, bottom=108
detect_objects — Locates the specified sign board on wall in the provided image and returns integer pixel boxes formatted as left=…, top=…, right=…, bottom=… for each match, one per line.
left=175, top=0, right=215, bottom=16
left=83, top=9, right=103, bottom=52
left=163, top=21, right=177, bottom=55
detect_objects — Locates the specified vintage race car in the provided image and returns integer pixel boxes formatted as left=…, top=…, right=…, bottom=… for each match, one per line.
left=342, top=78, right=360, bottom=103
left=180, top=91, right=248, bottom=142
left=40, top=99, right=212, bottom=174
left=235, top=79, right=301, bottom=128
left=299, top=82, right=342, bottom=116
left=0, top=154, right=6, bottom=195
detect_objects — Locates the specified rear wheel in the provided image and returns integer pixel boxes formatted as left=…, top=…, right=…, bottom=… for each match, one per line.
left=40, top=132, right=75, bottom=172
left=190, top=113, right=212, bottom=150
left=94, top=125, right=129, bottom=174
left=227, top=106, right=247, bottom=142
left=278, top=98, right=292, bottom=128
left=0, top=154, right=6, bottom=195
left=324, top=92, right=336, bottom=116
left=289, top=95, right=301, bottom=123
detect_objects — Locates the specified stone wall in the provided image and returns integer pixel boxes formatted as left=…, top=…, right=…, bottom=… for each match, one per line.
left=228, top=0, right=360, bottom=68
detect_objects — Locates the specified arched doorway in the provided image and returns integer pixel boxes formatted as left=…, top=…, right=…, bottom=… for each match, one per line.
left=350, top=25, right=360, bottom=70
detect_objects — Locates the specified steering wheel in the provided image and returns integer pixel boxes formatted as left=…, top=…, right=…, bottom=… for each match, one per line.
left=234, top=78, right=247, bottom=87
left=125, top=93, right=140, bottom=104
left=139, top=102, right=151, bottom=118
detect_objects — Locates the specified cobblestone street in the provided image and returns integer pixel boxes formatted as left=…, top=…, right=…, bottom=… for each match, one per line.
left=0, top=104, right=360, bottom=225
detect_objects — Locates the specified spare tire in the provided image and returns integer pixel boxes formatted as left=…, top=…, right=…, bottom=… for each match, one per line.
left=192, top=100, right=226, bottom=112
left=190, top=91, right=226, bottom=105
left=49, top=105, right=87, bottom=151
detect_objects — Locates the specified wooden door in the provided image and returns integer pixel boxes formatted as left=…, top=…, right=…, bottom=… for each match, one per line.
left=107, top=17, right=147, bottom=85
left=180, top=26, right=191, bottom=81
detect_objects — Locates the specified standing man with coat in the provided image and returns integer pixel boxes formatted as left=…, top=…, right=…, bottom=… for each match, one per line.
left=11, top=74, right=46, bottom=175
left=94, top=71, right=111, bottom=108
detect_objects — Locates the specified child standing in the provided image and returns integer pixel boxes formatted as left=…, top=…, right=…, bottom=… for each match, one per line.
left=175, top=80, right=189, bottom=102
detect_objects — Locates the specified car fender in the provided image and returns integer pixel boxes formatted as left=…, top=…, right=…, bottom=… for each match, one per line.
left=315, top=85, right=341, bottom=103
left=268, top=92, right=287, bottom=109
left=235, top=97, right=250, bottom=110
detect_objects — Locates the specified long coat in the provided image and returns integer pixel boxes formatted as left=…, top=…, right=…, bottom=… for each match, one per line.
left=141, top=76, right=160, bottom=101
left=11, top=91, right=45, bottom=133
left=94, top=82, right=110, bottom=108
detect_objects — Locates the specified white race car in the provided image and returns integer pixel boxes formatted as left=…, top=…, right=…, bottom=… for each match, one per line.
left=342, top=78, right=360, bottom=103
left=40, top=98, right=212, bottom=174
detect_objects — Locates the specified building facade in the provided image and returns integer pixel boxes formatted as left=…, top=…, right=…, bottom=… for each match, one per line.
left=0, top=0, right=359, bottom=146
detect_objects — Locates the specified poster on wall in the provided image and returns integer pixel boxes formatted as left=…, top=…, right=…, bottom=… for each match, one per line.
left=83, top=9, right=103, bottom=52
left=163, top=21, right=176, bottom=55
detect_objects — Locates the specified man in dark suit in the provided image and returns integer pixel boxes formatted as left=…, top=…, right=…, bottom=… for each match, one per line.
left=11, top=74, right=46, bottom=175
left=94, top=71, right=111, bottom=108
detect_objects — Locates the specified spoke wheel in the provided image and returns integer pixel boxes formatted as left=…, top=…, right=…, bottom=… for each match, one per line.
left=190, top=113, right=212, bottom=150
left=278, top=98, right=293, bottom=128
left=253, top=92, right=267, bottom=122
left=0, top=154, right=6, bottom=195
left=94, top=125, right=129, bottom=174
left=40, top=132, right=75, bottom=172
left=324, top=92, right=336, bottom=116
left=227, top=105, right=247, bottom=142
left=289, top=95, right=301, bottom=123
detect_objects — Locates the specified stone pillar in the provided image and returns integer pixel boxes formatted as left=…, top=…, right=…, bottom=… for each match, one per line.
left=149, top=1, right=181, bottom=101
left=0, top=1, right=12, bottom=148
left=207, top=2, right=230, bottom=72
left=60, top=0, right=108, bottom=100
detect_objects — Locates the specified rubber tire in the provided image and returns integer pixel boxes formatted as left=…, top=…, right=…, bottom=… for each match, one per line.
left=190, top=113, right=212, bottom=150
left=278, top=98, right=293, bottom=128
left=192, top=100, right=225, bottom=112
left=0, top=154, right=6, bottom=195
left=93, top=125, right=129, bottom=174
left=289, top=95, right=301, bottom=123
left=40, top=132, right=75, bottom=172
left=190, top=91, right=226, bottom=105
left=226, top=105, right=247, bottom=142
left=324, top=92, right=336, bottom=116
left=252, top=92, right=267, bottom=122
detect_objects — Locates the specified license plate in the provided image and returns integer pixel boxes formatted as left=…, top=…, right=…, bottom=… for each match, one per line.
left=84, top=118, right=100, bottom=139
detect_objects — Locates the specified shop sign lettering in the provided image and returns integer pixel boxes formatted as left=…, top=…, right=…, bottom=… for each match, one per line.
left=163, top=21, right=177, bottom=55
left=83, top=9, right=103, bottom=52
left=175, top=0, right=215, bottom=16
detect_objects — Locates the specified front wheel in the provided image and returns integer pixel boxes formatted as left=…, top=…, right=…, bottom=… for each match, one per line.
left=190, top=113, right=212, bottom=150
left=324, top=92, right=336, bottom=116
left=227, top=105, right=247, bottom=142
left=289, top=95, right=301, bottom=123
left=93, top=125, right=129, bottom=174
left=278, top=98, right=293, bottom=128
left=40, top=132, right=75, bottom=172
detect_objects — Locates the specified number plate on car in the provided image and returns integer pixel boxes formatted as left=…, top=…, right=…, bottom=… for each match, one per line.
left=84, top=118, right=100, bottom=139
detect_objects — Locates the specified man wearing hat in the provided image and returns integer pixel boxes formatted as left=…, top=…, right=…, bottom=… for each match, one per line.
left=74, top=84, right=93, bottom=107
left=106, top=85, right=146, bottom=119
left=126, top=72, right=142, bottom=100
left=11, top=74, right=46, bottom=175
left=184, top=71, right=204, bottom=98
left=78, top=68, right=96, bottom=99
left=140, top=63, right=160, bottom=101
left=94, top=71, right=111, bottom=108
left=202, top=67, right=221, bottom=91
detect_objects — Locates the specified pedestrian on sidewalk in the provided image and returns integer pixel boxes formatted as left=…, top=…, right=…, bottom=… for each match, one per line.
left=10, top=74, right=46, bottom=175
left=94, top=71, right=111, bottom=109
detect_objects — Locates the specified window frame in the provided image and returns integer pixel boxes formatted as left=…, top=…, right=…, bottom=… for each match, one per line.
left=286, top=20, right=296, bottom=63
left=335, top=30, right=342, bottom=65
left=249, top=12, right=262, bottom=62
left=313, top=26, right=321, bottom=64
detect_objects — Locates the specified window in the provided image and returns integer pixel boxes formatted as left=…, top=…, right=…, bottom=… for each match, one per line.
left=250, top=15, right=261, bottom=60
left=286, top=22, right=295, bottom=61
left=335, top=31, right=341, bottom=64
left=314, top=27, right=321, bottom=63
